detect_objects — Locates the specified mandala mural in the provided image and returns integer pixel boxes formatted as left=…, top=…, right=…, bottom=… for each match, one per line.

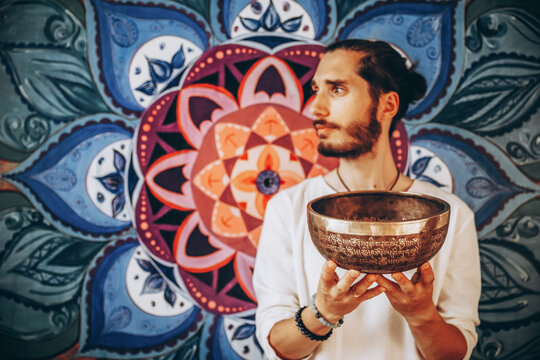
left=0, top=0, right=538, bottom=359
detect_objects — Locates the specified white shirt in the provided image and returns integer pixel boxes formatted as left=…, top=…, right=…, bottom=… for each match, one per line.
left=253, top=176, right=481, bottom=359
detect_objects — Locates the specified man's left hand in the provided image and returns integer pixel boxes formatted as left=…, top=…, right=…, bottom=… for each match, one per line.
left=374, top=262, right=437, bottom=325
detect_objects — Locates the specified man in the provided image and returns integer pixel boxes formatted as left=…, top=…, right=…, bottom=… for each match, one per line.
left=253, top=39, right=481, bottom=359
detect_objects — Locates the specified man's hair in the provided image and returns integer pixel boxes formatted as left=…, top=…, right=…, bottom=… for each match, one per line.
left=324, top=39, right=427, bottom=133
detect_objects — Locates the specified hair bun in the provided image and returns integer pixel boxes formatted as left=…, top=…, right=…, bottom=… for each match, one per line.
left=407, top=70, right=427, bottom=103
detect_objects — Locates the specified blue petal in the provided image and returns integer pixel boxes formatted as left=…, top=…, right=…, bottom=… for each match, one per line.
left=98, top=173, right=123, bottom=193
left=261, top=1, right=280, bottom=31
left=107, top=306, right=132, bottom=332
left=109, top=15, right=138, bottom=47
left=240, top=17, right=261, bottom=32
left=280, top=16, right=303, bottom=33
left=147, top=57, right=172, bottom=83
left=417, top=174, right=445, bottom=188
left=136, top=80, right=156, bottom=96
left=141, top=272, right=165, bottom=295
left=136, top=258, right=156, bottom=273
left=171, top=45, right=185, bottom=69
left=232, top=323, right=255, bottom=340
left=411, top=156, right=432, bottom=176
left=467, top=177, right=497, bottom=199
left=113, top=150, right=126, bottom=173
left=164, top=286, right=177, bottom=306
left=111, top=193, right=125, bottom=218
left=42, top=167, right=77, bottom=191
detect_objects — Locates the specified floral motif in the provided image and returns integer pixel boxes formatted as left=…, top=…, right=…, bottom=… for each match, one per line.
left=210, top=0, right=337, bottom=42
left=96, top=150, right=126, bottom=218
left=135, top=45, right=337, bottom=315
left=4, top=116, right=134, bottom=240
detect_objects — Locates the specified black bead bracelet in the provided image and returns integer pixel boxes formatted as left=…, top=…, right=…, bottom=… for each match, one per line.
left=294, top=306, right=333, bottom=341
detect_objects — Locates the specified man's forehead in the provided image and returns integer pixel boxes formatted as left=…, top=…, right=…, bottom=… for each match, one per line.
left=312, top=50, right=364, bottom=83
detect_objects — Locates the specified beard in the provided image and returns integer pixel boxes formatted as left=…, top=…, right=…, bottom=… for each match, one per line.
left=314, top=104, right=382, bottom=159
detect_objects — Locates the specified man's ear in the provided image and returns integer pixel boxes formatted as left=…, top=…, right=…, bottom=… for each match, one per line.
left=379, top=91, right=399, bottom=121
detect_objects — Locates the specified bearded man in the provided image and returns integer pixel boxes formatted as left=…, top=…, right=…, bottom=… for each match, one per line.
left=253, top=39, right=481, bottom=360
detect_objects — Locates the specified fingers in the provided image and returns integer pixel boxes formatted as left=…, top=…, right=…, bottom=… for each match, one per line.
left=358, top=285, right=385, bottom=300
left=350, top=274, right=377, bottom=297
left=420, top=262, right=434, bottom=285
left=410, top=269, right=421, bottom=284
left=374, top=274, right=399, bottom=294
left=391, top=272, right=415, bottom=294
left=375, top=263, right=434, bottom=296
left=320, top=260, right=338, bottom=289
left=336, top=269, right=361, bottom=292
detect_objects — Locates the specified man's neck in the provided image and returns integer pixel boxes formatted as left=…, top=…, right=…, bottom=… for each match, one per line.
left=339, top=155, right=397, bottom=191
left=327, top=139, right=409, bottom=192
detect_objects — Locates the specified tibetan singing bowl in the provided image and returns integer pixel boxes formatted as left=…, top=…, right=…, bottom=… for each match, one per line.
left=307, top=191, right=450, bottom=273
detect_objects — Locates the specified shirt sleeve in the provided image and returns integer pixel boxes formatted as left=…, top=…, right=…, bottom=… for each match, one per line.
left=253, top=195, right=300, bottom=360
left=436, top=203, right=482, bottom=360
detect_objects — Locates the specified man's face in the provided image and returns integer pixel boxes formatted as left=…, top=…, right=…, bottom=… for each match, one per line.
left=310, top=49, right=382, bottom=158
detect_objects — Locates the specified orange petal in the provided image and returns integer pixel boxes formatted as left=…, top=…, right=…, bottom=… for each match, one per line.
left=278, top=170, right=304, bottom=190
left=257, top=145, right=280, bottom=172
left=254, top=193, right=272, bottom=218
left=193, top=160, right=229, bottom=200
left=252, top=106, right=289, bottom=142
left=214, top=123, right=251, bottom=159
left=231, top=170, right=258, bottom=193
left=212, top=201, right=247, bottom=237
left=291, top=128, right=319, bottom=162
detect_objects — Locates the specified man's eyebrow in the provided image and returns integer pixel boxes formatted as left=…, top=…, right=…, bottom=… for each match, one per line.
left=311, top=79, right=348, bottom=87
left=326, top=79, right=348, bottom=87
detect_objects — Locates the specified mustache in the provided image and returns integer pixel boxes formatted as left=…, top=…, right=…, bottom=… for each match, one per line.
left=313, top=119, right=340, bottom=129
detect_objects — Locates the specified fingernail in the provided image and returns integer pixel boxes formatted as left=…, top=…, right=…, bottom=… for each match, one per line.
left=422, top=263, right=429, bottom=270
left=393, top=273, right=401, bottom=280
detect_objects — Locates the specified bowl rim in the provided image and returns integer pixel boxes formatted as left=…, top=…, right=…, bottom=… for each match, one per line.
left=307, top=190, right=450, bottom=225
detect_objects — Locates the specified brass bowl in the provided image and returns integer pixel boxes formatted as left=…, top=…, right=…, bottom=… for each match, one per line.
left=307, top=191, right=450, bottom=273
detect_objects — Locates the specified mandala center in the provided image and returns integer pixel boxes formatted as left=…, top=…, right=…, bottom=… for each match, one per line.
left=256, top=170, right=281, bottom=195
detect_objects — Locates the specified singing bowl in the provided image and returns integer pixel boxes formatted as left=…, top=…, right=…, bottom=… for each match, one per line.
left=307, top=191, right=450, bottom=273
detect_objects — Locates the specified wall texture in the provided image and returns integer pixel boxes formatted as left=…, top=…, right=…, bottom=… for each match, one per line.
left=0, top=0, right=538, bottom=359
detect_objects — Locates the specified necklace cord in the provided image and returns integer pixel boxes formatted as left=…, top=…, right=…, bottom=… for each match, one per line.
left=336, top=165, right=400, bottom=192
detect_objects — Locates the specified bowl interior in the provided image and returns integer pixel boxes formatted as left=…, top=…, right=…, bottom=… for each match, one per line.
left=310, top=192, right=447, bottom=222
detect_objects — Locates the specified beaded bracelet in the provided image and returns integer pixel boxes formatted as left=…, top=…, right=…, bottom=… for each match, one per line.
left=294, top=306, right=333, bottom=341
left=310, top=293, right=344, bottom=329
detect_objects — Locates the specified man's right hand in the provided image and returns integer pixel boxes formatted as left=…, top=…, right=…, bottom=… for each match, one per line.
left=314, top=260, right=385, bottom=324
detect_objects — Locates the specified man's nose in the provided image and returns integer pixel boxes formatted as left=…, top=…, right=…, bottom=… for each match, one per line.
left=309, top=93, right=329, bottom=118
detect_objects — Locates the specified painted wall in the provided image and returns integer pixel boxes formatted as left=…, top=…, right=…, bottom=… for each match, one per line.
left=0, top=0, right=538, bottom=359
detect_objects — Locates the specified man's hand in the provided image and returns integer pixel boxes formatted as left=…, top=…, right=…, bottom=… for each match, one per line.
left=374, top=262, right=437, bottom=325
left=315, top=260, right=385, bottom=324
left=375, top=262, right=467, bottom=359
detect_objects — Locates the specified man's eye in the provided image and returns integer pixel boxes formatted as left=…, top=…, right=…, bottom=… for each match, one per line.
left=333, top=87, right=344, bottom=94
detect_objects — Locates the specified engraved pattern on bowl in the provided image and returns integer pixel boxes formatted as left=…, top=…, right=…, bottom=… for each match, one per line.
left=307, top=191, right=450, bottom=273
